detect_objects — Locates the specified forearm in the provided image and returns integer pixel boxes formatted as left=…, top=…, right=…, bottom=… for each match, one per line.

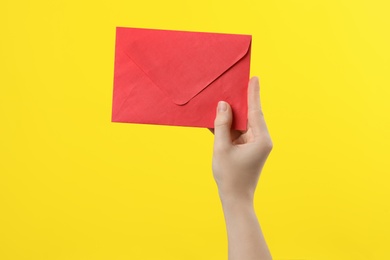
left=220, top=195, right=272, bottom=260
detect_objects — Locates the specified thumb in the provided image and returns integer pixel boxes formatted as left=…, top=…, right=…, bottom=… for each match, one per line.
left=214, top=101, right=233, bottom=149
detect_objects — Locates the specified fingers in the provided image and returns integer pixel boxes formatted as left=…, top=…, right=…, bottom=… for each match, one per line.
left=214, top=101, right=233, bottom=149
left=248, top=76, right=262, bottom=113
left=248, top=76, right=270, bottom=137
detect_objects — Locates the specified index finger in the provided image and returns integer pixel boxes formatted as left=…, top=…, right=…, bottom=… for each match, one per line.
left=248, top=76, right=262, bottom=112
left=247, top=76, right=269, bottom=137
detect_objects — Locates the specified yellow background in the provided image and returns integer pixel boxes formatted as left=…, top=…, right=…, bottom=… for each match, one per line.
left=1, top=0, right=389, bottom=259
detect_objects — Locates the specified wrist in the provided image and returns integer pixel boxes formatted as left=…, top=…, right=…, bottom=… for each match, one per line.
left=219, top=194, right=256, bottom=222
left=218, top=190, right=254, bottom=208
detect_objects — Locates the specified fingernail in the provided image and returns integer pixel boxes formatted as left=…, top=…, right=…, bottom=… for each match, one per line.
left=218, top=101, right=227, bottom=112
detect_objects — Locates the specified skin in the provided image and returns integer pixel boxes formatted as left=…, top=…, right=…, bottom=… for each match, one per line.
left=211, top=76, right=273, bottom=260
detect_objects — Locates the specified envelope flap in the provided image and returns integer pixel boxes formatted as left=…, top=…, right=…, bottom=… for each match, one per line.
left=117, top=27, right=251, bottom=105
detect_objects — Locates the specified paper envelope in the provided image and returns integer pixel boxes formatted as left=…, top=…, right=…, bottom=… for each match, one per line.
left=112, top=27, right=252, bottom=130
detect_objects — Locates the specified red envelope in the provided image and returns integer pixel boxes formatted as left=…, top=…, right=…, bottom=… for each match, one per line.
left=112, top=27, right=252, bottom=130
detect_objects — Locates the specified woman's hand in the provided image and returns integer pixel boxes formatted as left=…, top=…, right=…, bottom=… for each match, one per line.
left=211, top=76, right=273, bottom=202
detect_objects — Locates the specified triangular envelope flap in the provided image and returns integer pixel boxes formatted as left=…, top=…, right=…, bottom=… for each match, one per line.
left=118, top=27, right=251, bottom=105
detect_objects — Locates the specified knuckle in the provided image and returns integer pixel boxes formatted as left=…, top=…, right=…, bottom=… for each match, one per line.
left=249, top=108, right=264, bottom=117
left=256, top=135, right=273, bottom=152
left=262, top=137, right=274, bottom=152
left=264, top=139, right=273, bottom=151
left=214, top=116, right=229, bottom=128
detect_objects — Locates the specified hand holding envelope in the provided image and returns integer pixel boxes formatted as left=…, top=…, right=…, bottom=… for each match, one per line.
left=112, top=27, right=252, bottom=130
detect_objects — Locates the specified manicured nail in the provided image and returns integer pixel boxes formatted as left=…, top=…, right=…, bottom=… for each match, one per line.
left=218, top=101, right=227, bottom=112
